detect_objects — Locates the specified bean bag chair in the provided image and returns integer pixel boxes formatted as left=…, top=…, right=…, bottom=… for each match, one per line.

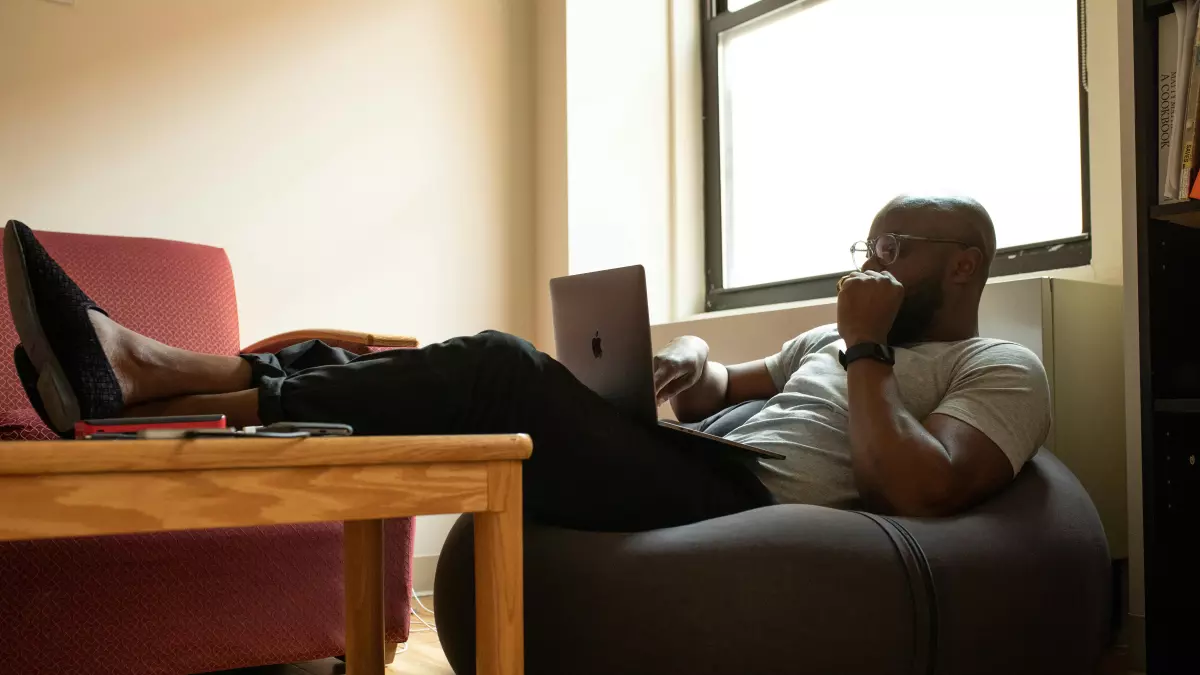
left=434, top=401, right=1110, bottom=674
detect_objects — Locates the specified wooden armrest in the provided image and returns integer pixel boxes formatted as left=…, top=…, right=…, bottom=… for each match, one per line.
left=243, top=329, right=419, bottom=355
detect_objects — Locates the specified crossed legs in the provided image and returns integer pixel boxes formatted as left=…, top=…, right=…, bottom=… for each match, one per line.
left=89, top=310, right=261, bottom=426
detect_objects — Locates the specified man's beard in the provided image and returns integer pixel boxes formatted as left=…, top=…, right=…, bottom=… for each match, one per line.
left=887, top=276, right=944, bottom=346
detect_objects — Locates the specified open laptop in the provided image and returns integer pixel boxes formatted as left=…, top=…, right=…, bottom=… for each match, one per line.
left=549, top=265, right=784, bottom=461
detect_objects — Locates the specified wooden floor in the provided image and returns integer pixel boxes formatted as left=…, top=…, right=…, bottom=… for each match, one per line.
left=205, top=594, right=1139, bottom=675
left=205, top=596, right=451, bottom=675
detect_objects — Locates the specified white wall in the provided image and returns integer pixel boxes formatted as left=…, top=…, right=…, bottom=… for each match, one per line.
left=565, top=0, right=673, bottom=323
left=531, top=0, right=702, bottom=350
left=0, top=0, right=536, bottom=561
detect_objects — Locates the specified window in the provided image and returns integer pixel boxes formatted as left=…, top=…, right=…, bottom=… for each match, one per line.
left=702, top=0, right=1091, bottom=311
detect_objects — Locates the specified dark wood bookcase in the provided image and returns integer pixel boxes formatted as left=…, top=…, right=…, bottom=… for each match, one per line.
left=1135, top=1, right=1200, bottom=671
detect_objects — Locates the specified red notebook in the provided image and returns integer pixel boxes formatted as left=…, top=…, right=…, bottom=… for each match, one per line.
left=74, top=414, right=226, bottom=437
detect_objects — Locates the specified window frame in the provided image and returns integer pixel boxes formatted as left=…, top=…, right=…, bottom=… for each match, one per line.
left=700, top=0, right=1093, bottom=312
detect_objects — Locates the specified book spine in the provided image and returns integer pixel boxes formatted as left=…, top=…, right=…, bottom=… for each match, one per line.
left=1180, top=5, right=1200, bottom=200
left=1161, top=10, right=1182, bottom=201
left=1166, top=1, right=1198, bottom=201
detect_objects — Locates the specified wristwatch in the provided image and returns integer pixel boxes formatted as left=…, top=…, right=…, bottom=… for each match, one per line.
left=838, top=342, right=896, bottom=370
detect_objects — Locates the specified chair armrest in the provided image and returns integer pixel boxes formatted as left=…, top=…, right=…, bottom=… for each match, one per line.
left=243, top=329, right=419, bottom=356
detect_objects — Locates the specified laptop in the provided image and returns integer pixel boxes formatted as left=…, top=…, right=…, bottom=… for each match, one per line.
left=549, top=265, right=784, bottom=461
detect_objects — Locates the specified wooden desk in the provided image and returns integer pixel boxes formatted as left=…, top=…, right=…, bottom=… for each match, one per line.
left=0, top=434, right=531, bottom=675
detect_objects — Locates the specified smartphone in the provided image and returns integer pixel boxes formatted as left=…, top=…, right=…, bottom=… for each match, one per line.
left=136, top=428, right=309, bottom=440
left=75, top=414, right=227, bottom=437
left=258, top=422, right=353, bottom=437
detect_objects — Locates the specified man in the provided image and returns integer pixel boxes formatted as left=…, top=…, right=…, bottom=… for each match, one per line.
left=3, top=195, right=1048, bottom=533
left=655, top=195, right=1049, bottom=516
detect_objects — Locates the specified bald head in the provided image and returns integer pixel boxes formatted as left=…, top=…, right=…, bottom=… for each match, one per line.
left=873, top=195, right=997, bottom=279
left=860, top=194, right=996, bottom=344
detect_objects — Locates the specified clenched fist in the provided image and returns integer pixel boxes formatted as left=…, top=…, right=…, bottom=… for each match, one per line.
left=652, top=335, right=709, bottom=404
left=836, top=270, right=905, bottom=346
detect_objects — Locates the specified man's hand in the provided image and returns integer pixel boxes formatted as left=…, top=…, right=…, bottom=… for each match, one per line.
left=660, top=337, right=778, bottom=423
left=653, top=336, right=709, bottom=404
left=837, top=271, right=905, bottom=346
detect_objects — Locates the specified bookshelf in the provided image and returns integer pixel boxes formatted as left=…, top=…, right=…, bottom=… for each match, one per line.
left=1134, top=1, right=1200, bottom=671
left=1149, top=200, right=1200, bottom=227
left=1153, top=398, right=1200, bottom=413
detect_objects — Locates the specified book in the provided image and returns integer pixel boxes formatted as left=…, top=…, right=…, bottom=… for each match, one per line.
left=1161, top=7, right=1182, bottom=201
left=1179, top=2, right=1200, bottom=200
left=1166, top=1, right=1200, bottom=202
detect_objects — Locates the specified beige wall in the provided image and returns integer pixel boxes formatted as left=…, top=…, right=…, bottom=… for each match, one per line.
left=534, top=0, right=568, bottom=354
left=0, top=0, right=536, bottom=558
left=1082, top=0, right=1145, bottom=643
left=1098, top=0, right=1147, bottom=630
left=0, top=0, right=534, bottom=348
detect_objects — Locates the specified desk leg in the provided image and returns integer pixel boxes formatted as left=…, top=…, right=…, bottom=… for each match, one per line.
left=345, top=518, right=385, bottom=675
left=475, top=461, right=524, bottom=675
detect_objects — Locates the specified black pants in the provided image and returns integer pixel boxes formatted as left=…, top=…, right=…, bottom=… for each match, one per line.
left=241, top=331, right=772, bottom=532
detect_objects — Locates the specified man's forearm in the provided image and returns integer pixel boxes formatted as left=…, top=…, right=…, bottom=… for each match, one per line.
left=846, top=360, right=956, bottom=516
left=670, top=361, right=729, bottom=423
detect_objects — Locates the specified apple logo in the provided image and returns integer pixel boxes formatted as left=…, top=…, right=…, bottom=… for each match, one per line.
left=591, top=331, right=603, bottom=359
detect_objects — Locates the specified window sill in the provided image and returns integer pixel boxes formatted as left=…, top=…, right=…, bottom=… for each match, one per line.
left=703, top=235, right=1091, bottom=313
left=656, top=261, right=1093, bottom=330
left=655, top=288, right=837, bottom=329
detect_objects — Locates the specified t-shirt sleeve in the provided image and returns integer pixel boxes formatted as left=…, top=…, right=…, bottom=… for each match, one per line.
left=763, top=326, right=833, bottom=391
left=931, top=342, right=1052, bottom=475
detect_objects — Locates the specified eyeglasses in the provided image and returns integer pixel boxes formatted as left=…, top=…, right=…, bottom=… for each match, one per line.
left=850, top=233, right=974, bottom=270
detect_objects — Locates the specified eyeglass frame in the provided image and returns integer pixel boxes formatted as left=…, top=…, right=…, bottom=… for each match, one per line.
left=849, top=233, right=977, bottom=270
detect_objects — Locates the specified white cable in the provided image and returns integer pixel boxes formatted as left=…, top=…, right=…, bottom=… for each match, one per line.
left=392, top=591, right=436, bottom=662
left=410, top=589, right=437, bottom=633
left=413, top=592, right=436, bottom=617
left=409, top=607, right=437, bottom=633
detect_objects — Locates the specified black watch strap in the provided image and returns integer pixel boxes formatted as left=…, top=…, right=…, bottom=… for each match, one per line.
left=838, top=342, right=896, bottom=370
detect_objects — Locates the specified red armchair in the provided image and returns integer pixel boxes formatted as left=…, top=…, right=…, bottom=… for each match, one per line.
left=0, top=230, right=416, bottom=674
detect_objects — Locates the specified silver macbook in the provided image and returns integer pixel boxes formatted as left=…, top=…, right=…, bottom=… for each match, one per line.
left=549, top=265, right=784, bottom=461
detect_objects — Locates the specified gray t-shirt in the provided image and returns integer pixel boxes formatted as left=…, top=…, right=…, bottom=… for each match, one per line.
left=723, top=324, right=1051, bottom=508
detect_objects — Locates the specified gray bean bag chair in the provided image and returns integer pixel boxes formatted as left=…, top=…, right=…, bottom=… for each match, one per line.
left=434, top=402, right=1111, bottom=675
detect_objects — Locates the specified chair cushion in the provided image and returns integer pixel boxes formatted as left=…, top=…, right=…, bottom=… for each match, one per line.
left=0, top=407, right=57, bottom=441
left=0, top=519, right=416, bottom=673
left=686, top=399, right=767, bottom=436
left=0, top=229, right=240, bottom=414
